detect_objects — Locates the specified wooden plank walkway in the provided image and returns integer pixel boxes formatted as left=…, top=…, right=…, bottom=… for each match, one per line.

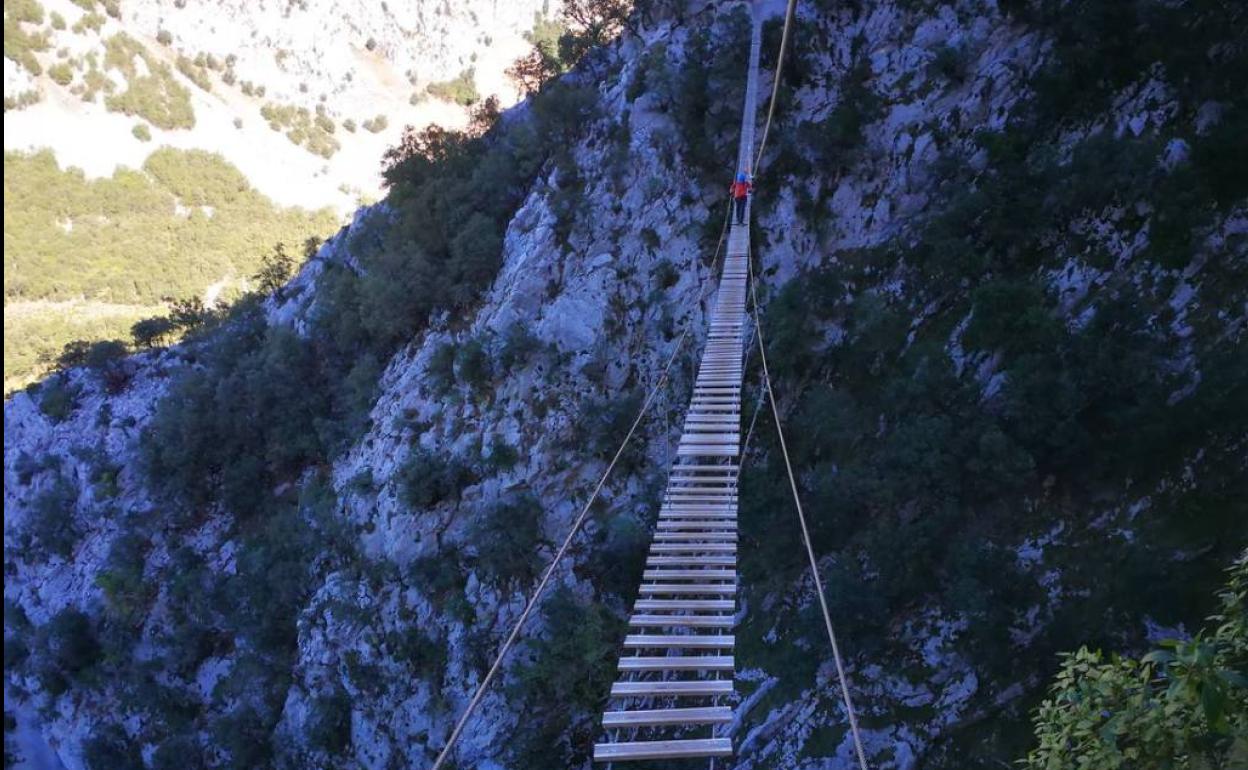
left=593, top=15, right=763, bottom=763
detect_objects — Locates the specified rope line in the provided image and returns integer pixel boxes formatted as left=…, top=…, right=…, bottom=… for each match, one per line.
left=430, top=197, right=735, bottom=770
left=431, top=329, right=688, bottom=770
left=753, top=0, right=798, bottom=175
left=746, top=249, right=871, bottom=770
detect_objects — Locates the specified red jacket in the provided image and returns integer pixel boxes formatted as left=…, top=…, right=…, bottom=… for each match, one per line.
left=731, top=180, right=752, bottom=199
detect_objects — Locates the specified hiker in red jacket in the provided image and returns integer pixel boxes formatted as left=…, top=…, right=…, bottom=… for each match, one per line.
left=731, top=171, right=752, bottom=225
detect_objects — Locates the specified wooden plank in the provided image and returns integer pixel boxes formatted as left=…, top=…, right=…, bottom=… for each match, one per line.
left=629, top=614, right=734, bottom=628
left=650, top=543, right=736, bottom=553
left=609, top=679, right=733, bottom=698
left=601, top=706, right=732, bottom=727
left=645, top=556, right=736, bottom=567
left=638, top=584, right=736, bottom=595
left=634, top=599, right=735, bottom=611
left=593, top=738, right=733, bottom=761
left=623, top=633, right=735, bottom=649
left=618, top=655, right=733, bottom=671
left=642, top=569, right=735, bottom=580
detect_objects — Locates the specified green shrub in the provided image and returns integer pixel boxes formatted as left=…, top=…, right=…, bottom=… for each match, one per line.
left=38, top=376, right=80, bottom=423
left=453, top=337, right=491, bottom=390
left=48, top=61, right=74, bottom=85
left=72, top=11, right=104, bottom=33
left=510, top=588, right=624, bottom=763
left=142, top=318, right=331, bottom=515
left=305, top=690, right=352, bottom=756
left=24, top=476, right=80, bottom=559
left=175, top=55, right=212, bottom=91
left=102, top=33, right=195, bottom=129
left=470, top=494, right=544, bottom=584
left=397, top=448, right=473, bottom=509
left=7, top=0, right=44, bottom=24
left=130, top=316, right=175, bottom=347
left=82, top=723, right=142, bottom=770
left=1023, top=554, right=1248, bottom=769
left=484, top=439, right=519, bottom=472
left=427, top=68, right=479, bottom=106
left=259, top=100, right=339, bottom=157
left=131, top=122, right=151, bottom=141
left=31, top=608, right=99, bottom=695
left=496, top=324, right=541, bottom=370
left=3, top=12, right=50, bottom=75
left=361, top=114, right=388, bottom=133
left=425, top=341, right=456, bottom=394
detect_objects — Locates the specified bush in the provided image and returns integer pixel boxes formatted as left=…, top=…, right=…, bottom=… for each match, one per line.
left=470, top=494, right=544, bottom=584
left=48, top=62, right=74, bottom=86
left=131, top=122, right=151, bottom=141
left=305, top=690, right=352, bottom=756
left=155, top=29, right=172, bottom=46
left=453, top=336, right=491, bottom=390
left=361, top=114, right=388, bottom=133
left=38, top=376, right=80, bottom=423
left=102, top=33, right=195, bottom=130
left=397, top=448, right=473, bottom=509
left=131, top=316, right=175, bottom=347
left=510, top=588, right=625, bottom=763
left=426, top=68, right=479, bottom=106
left=31, top=608, right=100, bottom=695
left=175, top=55, right=212, bottom=92
left=4, top=14, right=49, bottom=75
left=143, top=317, right=331, bottom=515
left=24, top=476, right=80, bottom=559
left=81, top=723, right=142, bottom=770
left=1023, top=554, right=1248, bottom=769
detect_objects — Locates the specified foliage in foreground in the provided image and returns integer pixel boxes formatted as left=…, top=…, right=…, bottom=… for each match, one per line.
left=1024, top=554, right=1248, bottom=769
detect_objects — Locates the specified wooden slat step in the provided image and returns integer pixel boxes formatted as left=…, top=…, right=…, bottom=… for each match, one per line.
left=623, top=634, right=734, bottom=649
left=618, top=655, right=733, bottom=671
left=601, top=706, right=732, bottom=727
left=638, top=584, right=736, bottom=595
left=654, top=531, right=736, bottom=540
left=678, top=447, right=739, bottom=457
left=642, top=569, right=735, bottom=580
left=629, top=614, right=734, bottom=628
left=646, top=556, right=735, bottom=567
left=609, top=679, right=733, bottom=698
left=635, top=599, right=735, bottom=611
left=594, top=738, right=733, bottom=762
left=651, top=543, right=736, bottom=553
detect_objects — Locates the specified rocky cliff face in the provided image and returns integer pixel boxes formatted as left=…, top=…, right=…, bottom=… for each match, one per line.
left=5, top=1, right=1245, bottom=768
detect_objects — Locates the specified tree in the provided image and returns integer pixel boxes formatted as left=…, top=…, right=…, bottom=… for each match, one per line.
left=168, top=296, right=212, bottom=331
left=253, top=243, right=294, bottom=296
left=131, top=317, right=177, bottom=348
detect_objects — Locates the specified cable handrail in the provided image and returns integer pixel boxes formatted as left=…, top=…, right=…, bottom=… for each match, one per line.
left=746, top=246, right=871, bottom=770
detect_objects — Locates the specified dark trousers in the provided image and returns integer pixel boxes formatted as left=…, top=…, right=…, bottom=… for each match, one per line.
left=734, top=196, right=747, bottom=224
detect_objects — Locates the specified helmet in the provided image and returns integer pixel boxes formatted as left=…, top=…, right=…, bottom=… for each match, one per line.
left=736, top=172, right=746, bottom=182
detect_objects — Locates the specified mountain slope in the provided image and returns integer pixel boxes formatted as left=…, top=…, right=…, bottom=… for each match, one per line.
left=4, top=1, right=1246, bottom=768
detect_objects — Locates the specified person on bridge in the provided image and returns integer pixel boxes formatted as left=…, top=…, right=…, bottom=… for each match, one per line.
left=731, top=171, right=753, bottom=225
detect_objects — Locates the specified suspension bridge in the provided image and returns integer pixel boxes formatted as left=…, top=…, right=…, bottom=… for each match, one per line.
left=432, top=2, right=868, bottom=767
